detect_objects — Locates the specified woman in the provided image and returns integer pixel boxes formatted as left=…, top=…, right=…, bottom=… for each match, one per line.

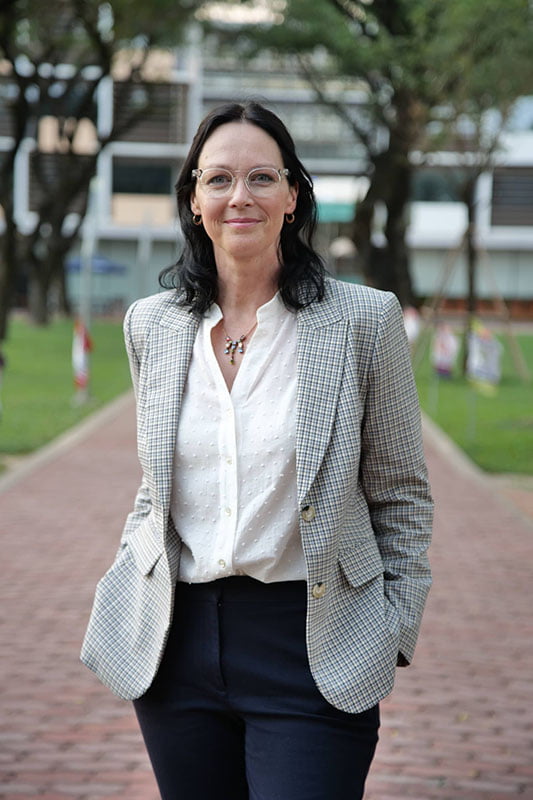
left=81, top=101, right=433, bottom=799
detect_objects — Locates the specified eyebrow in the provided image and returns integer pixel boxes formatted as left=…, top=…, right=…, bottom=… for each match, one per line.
left=200, top=163, right=281, bottom=171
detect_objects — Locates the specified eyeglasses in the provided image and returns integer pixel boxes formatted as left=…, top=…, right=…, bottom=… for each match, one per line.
left=192, top=166, right=290, bottom=197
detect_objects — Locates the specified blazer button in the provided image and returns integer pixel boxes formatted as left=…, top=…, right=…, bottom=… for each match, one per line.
left=312, top=582, right=326, bottom=599
left=301, top=504, right=316, bottom=522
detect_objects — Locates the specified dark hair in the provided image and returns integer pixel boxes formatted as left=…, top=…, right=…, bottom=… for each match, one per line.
left=159, top=101, right=325, bottom=313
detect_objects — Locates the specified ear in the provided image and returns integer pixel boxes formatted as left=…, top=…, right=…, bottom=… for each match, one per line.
left=190, top=190, right=201, bottom=216
left=286, top=182, right=298, bottom=215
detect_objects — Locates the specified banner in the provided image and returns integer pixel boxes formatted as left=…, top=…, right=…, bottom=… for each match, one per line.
left=467, top=321, right=502, bottom=395
left=431, top=324, right=459, bottom=378
left=72, top=320, right=92, bottom=391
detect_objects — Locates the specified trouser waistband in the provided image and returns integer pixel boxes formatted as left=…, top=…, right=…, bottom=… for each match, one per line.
left=175, top=576, right=307, bottom=603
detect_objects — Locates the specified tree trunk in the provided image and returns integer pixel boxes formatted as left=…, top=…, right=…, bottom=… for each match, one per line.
left=50, top=234, right=74, bottom=317
left=351, top=148, right=415, bottom=307
left=384, top=154, right=414, bottom=306
left=27, top=270, right=50, bottom=325
left=351, top=187, right=374, bottom=285
left=56, top=267, right=72, bottom=317
left=0, top=263, right=13, bottom=344
left=25, top=237, right=69, bottom=325
left=0, top=220, right=18, bottom=343
left=351, top=89, right=420, bottom=307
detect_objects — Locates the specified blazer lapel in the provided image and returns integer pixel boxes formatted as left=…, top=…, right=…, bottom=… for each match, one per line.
left=296, top=298, right=348, bottom=504
left=145, top=302, right=200, bottom=522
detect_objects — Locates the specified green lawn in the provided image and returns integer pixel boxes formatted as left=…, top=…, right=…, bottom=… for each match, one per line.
left=0, top=317, right=131, bottom=460
left=414, top=331, right=533, bottom=475
left=1, top=316, right=532, bottom=477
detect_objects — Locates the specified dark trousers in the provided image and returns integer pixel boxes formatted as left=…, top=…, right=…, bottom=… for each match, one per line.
left=133, top=577, right=379, bottom=800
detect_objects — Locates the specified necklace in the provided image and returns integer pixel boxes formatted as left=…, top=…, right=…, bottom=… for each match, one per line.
left=223, top=321, right=257, bottom=365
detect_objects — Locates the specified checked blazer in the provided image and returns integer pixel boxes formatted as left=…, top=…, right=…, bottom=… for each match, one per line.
left=81, top=277, right=433, bottom=714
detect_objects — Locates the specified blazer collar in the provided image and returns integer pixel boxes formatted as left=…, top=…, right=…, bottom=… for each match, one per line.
left=159, top=293, right=201, bottom=332
left=156, top=281, right=344, bottom=331
left=297, top=282, right=345, bottom=329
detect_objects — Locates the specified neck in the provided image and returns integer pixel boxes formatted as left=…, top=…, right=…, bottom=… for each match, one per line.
left=216, top=259, right=279, bottom=320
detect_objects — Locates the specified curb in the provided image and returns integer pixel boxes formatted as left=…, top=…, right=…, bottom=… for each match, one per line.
left=0, top=390, right=134, bottom=494
left=422, top=412, right=533, bottom=528
left=421, top=412, right=486, bottom=482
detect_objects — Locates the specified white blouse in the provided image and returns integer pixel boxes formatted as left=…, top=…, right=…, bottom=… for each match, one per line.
left=170, top=292, right=306, bottom=584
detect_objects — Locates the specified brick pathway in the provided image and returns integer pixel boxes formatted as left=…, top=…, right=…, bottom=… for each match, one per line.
left=1, top=395, right=532, bottom=800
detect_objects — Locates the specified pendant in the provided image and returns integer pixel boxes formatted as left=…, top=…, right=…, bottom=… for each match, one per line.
left=224, top=335, right=245, bottom=365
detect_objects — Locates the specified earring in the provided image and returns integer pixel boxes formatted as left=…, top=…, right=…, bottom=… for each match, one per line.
left=192, top=214, right=202, bottom=226
left=285, top=213, right=295, bottom=224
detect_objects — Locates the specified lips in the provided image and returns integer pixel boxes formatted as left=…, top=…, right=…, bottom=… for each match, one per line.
left=224, top=217, right=260, bottom=226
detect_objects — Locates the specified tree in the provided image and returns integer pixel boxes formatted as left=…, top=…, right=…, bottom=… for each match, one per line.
left=207, top=0, right=449, bottom=303
left=209, top=0, right=533, bottom=306
left=425, top=0, right=533, bottom=371
left=0, top=0, right=199, bottom=342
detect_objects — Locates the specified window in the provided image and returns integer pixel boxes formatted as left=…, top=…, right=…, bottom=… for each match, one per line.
left=112, top=158, right=179, bottom=195
left=29, top=152, right=92, bottom=213
left=491, top=168, right=533, bottom=226
left=411, top=169, right=464, bottom=202
left=113, top=81, right=188, bottom=144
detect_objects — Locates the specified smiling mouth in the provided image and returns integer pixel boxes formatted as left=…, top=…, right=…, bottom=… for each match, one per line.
left=225, top=218, right=260, bottom=225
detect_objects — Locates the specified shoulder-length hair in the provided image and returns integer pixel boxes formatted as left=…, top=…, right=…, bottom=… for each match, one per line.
left=159, top=101, right=325, bottom=313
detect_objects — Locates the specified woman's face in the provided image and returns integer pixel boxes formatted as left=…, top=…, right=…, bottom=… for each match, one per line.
left=190, top=121, right=298, bottom=268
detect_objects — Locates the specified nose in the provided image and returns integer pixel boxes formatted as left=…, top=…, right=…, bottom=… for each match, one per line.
left=228, top=175, right=253, bottom=203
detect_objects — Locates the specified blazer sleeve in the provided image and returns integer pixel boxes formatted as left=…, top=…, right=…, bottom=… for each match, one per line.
left=117, top=300, right=153, bottom=549
left=359, top=292, right=433, bottom=666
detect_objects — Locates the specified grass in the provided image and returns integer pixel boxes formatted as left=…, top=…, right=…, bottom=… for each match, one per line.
left=414, top=331, right=533, bottom=475
left=0, top=316, right=532, bottom=477
left=0, top=316, right=131, bottom=462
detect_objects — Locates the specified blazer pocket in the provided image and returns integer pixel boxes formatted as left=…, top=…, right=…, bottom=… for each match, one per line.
left=338, top=539, right=384, bottom=588
left=125, top=517, right=164, bottom=576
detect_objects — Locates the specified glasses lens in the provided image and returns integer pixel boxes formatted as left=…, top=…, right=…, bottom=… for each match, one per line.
left=247, top=168, right=281, bottom=195
left=197, top=167, right=286, bottom=197
left=199, top=168, right=234, bottom=195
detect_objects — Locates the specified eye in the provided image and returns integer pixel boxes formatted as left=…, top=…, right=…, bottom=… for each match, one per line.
left=203, top=170, right=233, bottom=187
left=248, top=169, right=277, bottom=185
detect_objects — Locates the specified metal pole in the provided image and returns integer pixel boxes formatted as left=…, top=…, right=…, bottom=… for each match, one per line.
left=136, top=213, right=153, bottom=301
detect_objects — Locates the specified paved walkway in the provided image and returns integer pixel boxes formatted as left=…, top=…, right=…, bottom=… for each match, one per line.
left=1, top=395, right=532, bottom=800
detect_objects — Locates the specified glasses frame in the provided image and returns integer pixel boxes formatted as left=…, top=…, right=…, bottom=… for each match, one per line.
left=191, top=166, right=290, bottom=197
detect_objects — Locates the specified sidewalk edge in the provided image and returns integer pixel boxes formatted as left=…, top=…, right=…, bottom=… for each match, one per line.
left=421, top=411, right=485, bottom=482
left=422, top=412, right=533, bottom=528
left=0, top=391, right=134, bottom=494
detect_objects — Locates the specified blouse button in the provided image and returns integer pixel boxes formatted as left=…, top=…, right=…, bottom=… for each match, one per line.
left=301, top=504, right=316, bottom=522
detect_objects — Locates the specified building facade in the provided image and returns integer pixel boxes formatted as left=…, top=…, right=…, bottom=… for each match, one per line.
left=1, top=45, right=532, bottom=313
